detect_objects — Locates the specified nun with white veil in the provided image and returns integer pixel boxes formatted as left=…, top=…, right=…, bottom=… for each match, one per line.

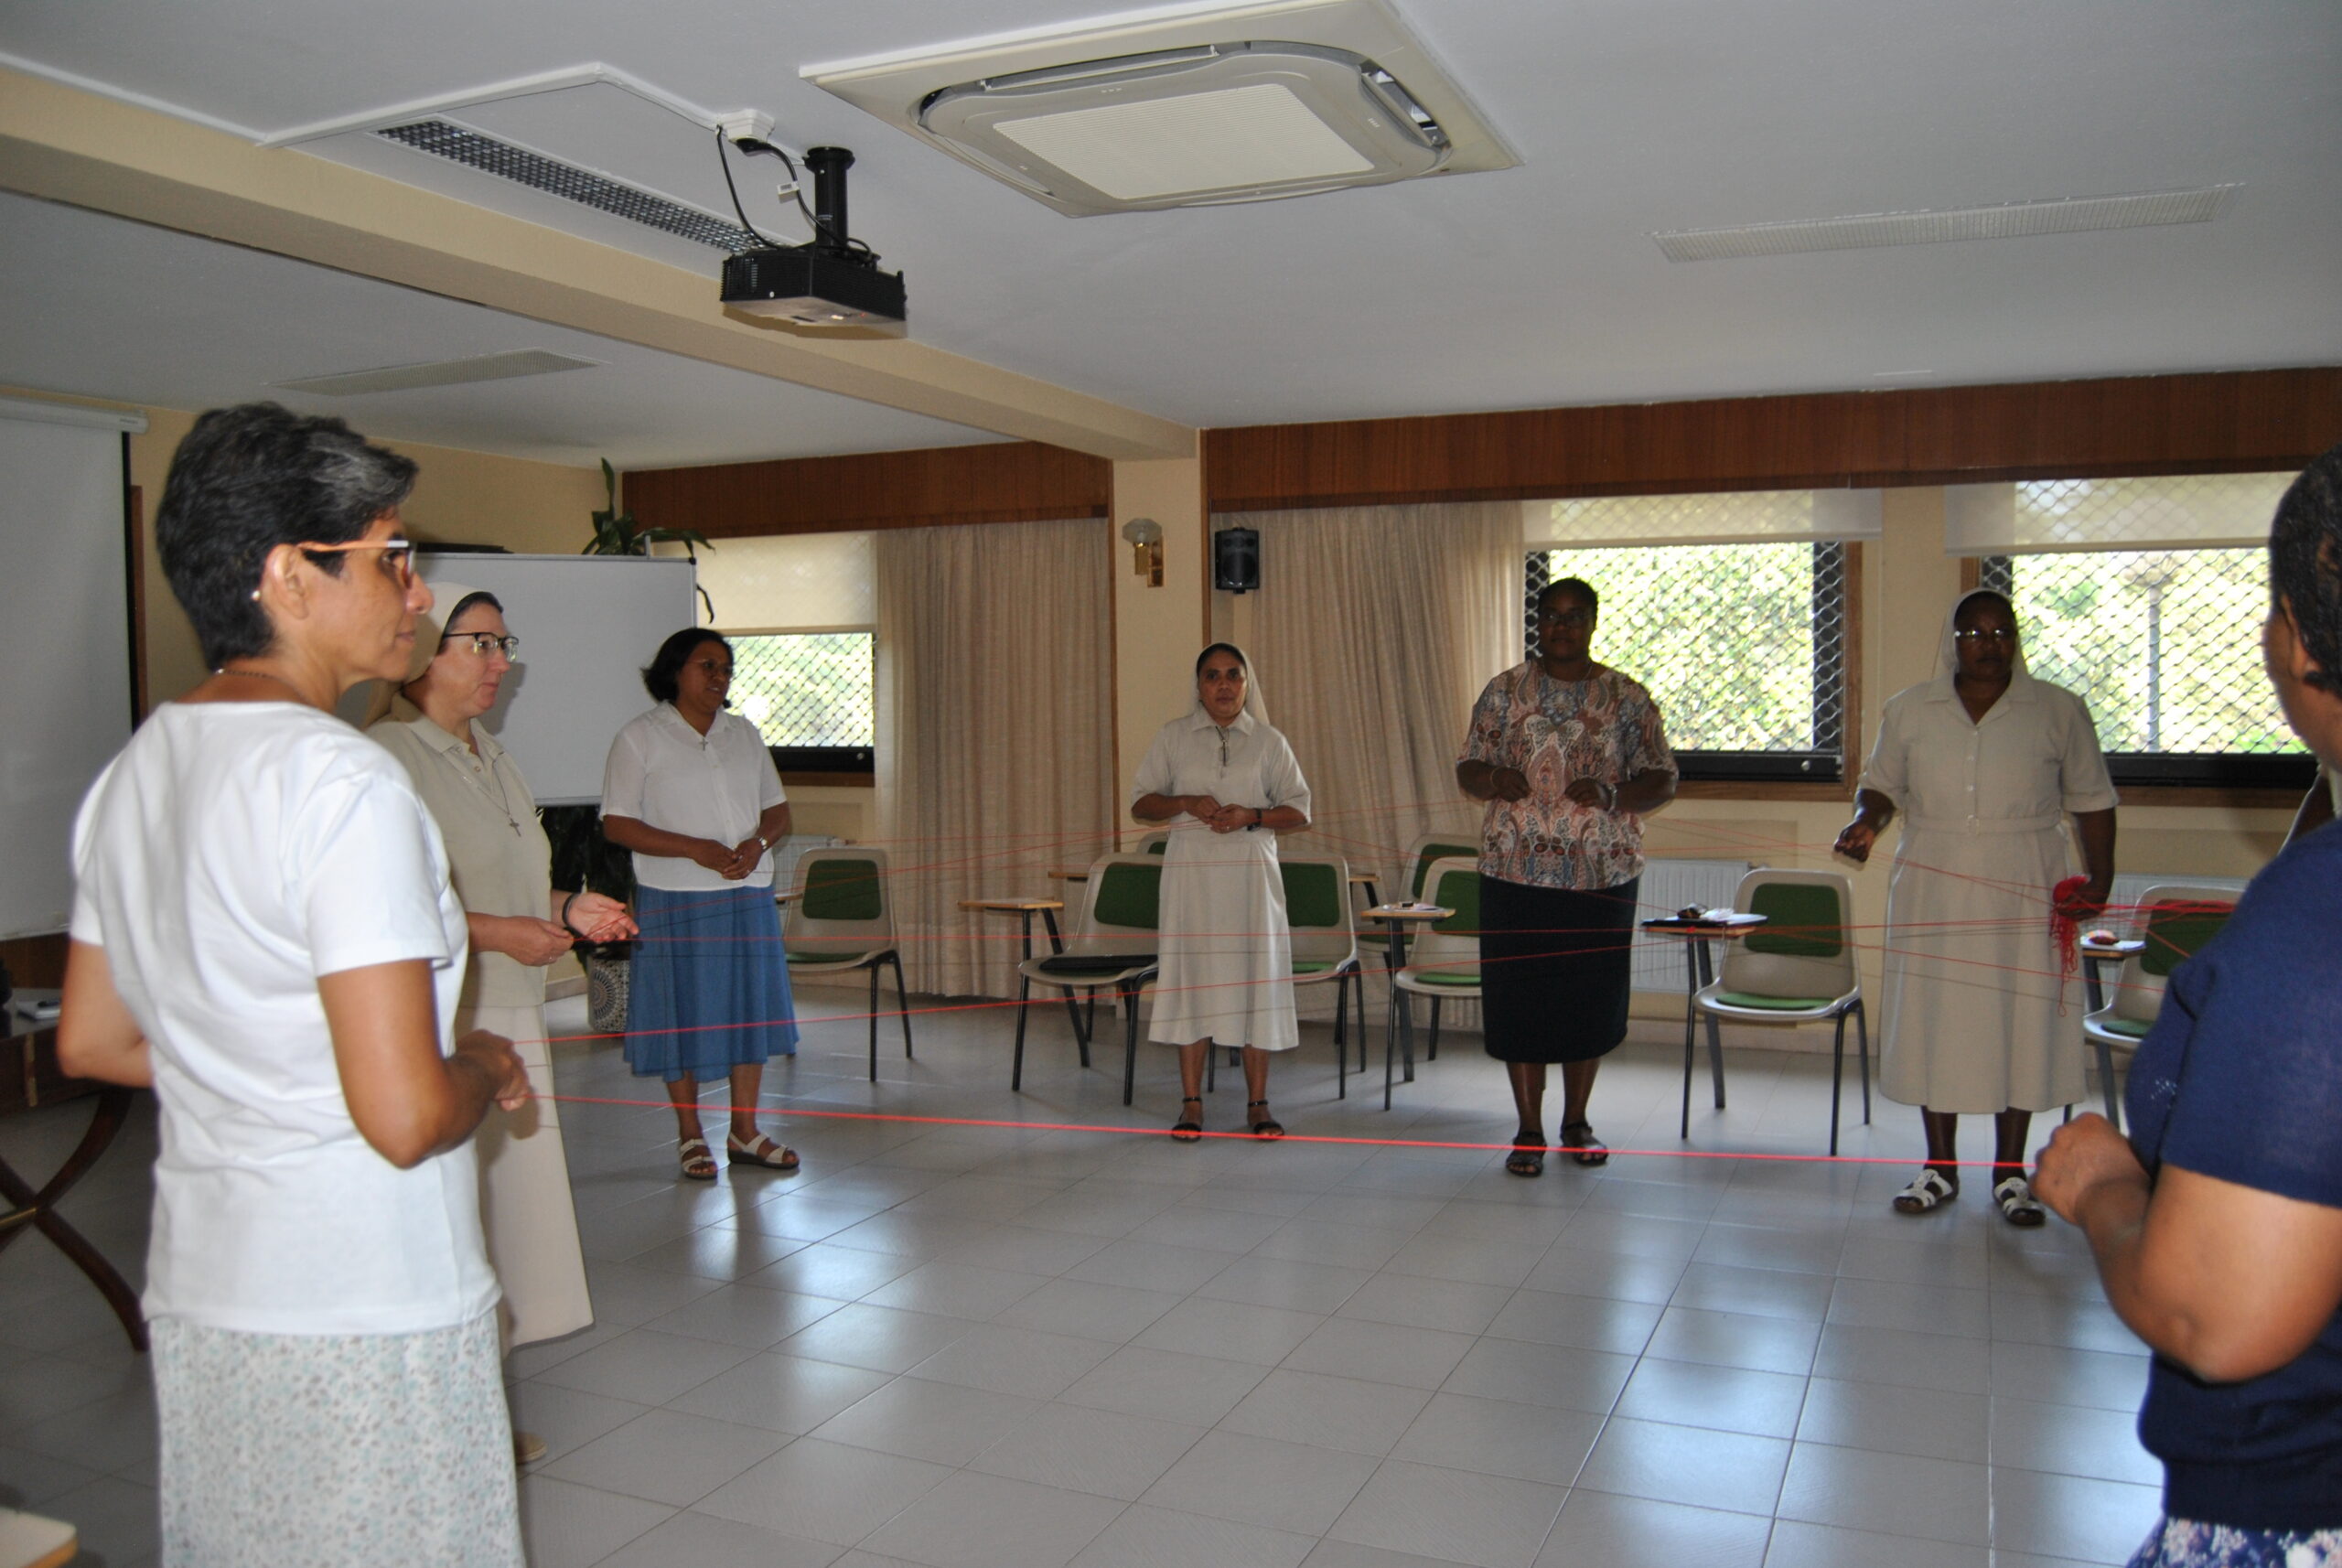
left=1835, top=588, right=2118, bottom=1226
left=1132, top=643, right=1314, bottom=1140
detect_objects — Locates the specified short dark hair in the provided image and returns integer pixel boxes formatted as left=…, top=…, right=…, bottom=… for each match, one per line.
left=2272, top=443, right=2342, bottom=694
left=1195, top=642, right=1247, bottom=678
left=155, top=403, right=417, bottom=666
left=1538, top=577, right=1599, bottom=618
left=642, top=628, right=730, bottom=704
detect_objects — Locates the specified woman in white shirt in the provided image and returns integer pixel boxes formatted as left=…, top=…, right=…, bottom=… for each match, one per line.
left=1835, top=589, right=2118, bottom=1225
left=368, top=585, right=636, bottom=1457
left=59, top=403, right=531, bottom=1565
left=1133, top=644, right=1313, bottom=1140
left=602, top=629, right=800, bottom=1180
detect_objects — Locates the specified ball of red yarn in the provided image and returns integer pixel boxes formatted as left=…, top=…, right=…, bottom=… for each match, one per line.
left=2050, top=875, right=2090, bottom=979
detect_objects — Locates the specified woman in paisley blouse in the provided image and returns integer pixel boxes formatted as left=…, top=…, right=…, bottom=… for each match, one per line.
left=1456, top=577, right=1678, bottom=1175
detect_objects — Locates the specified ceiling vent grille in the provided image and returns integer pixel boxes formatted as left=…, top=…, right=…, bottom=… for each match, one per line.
left=376, top=119, right=760, bottom=251
left=1652, top=186, right=2239, bottom=262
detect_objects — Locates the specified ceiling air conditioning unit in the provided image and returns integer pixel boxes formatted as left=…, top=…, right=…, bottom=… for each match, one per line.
left=805, top=0, right=1516, bottom=218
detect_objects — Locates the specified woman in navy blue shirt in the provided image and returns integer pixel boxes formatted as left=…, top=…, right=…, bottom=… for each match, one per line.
left=2036, top=446, right=2342, bottom=1565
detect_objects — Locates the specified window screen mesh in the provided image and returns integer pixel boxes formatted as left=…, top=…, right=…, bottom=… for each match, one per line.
left=1976, top=549, right=2301, bottom=756
left=728, top=632, right=875, bottom=747
left=1527, top=542, right=1846, bottom=755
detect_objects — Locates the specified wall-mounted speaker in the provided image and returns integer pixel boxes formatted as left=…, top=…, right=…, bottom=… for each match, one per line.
left=1213, top=527, right=1260, bottom=594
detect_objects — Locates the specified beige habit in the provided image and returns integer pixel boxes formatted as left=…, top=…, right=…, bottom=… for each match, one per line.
left=1858, top=591, right=2120, bottom=1113
left=367, top=585, right=593, bottom=1348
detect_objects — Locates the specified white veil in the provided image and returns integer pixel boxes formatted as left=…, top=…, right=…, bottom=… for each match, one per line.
left=1189, top=641, right=1269, bottom=725
left=1935, top=587, right=2030, bottom=680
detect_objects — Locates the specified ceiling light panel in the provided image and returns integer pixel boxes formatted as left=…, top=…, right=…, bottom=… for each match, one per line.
left=806, top=0, right=1515, bottom=218
left=273, top=349, right=601, bottom=397
left=1653, top=186, right=2239, bottom=262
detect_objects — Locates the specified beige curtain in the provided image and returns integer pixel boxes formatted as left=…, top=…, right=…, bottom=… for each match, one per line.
left=876, top=519, right=1116, bottom=998
left=1238, top=502, right=1521, bottom=1021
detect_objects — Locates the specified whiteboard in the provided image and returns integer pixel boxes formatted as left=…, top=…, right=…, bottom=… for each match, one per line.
left=0, top=403, right=138, bottom=940
left=350, top=553, right=701, bottom=805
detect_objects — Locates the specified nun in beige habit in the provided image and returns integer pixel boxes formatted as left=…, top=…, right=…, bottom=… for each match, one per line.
left=366, top=585, right=632, bottom=1377
left=1835, top=588, right=2118, bottom=1226
left=1132, top=643, right=1314, bottom=1140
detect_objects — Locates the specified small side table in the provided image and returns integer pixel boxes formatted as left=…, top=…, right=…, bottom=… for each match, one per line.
left=1640, top=917, right=1768, bottom=1139
left=961, top=898, right=1084, bottom=1037
left=2079, top=936, right=2143, bottom=1015
left=2, top=993, right=147, bottom=1352
left=1363, top=903, right=1451, bottom=1110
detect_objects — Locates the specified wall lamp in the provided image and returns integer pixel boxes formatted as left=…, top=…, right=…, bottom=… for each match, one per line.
left=1121, top=516, right=1165, bottom=586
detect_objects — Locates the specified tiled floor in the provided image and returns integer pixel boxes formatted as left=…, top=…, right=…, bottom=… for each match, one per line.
left=2, top=982, right=2164, bottom=1567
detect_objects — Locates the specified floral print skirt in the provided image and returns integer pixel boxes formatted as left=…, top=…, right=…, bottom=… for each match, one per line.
left=2128, top=1516, right=2342, bottom=1567
left=152, top=1310, right=522, bottom=1567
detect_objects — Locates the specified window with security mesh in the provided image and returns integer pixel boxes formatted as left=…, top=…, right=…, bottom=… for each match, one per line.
left=726, top=631, right=875, bottom=773
left=1526, top=542, right=1849, bottom=781
left=1975, top=546, right=2311, bottom=787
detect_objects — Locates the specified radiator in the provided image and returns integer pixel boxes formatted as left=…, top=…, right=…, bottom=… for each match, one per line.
left=1632, top=857, right=1752, bottom=993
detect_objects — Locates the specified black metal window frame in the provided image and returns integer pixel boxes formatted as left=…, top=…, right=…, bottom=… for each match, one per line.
left=1976, top=553, right=2315, bottom=791
left=725, top=628, right=877, bottom=777
left=1525, top=541, right=1850, bottom=784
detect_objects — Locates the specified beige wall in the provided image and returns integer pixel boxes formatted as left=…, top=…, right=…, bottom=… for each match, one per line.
left=122, top=403, right=607, bottom=703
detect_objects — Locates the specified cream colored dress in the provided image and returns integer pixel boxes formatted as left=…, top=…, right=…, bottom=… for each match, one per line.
left=1133, top=703, right=1313, bottom=1051
left=1859, top=607, right=2119, bottom=1114
left=371, top=703, right=594, bottom=1348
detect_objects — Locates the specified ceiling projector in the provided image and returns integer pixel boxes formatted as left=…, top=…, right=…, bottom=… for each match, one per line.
left=721, top=145, right=908, bottom=333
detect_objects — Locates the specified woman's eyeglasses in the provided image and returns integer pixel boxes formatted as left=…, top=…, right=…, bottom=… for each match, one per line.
left=444, top=632, right=521, bottom=660
left=1952, top=628, right=2015, bottom=644
left=297, top=538, right=417, bottom=585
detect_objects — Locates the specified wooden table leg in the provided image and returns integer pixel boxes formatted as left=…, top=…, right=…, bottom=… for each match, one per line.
left=0, top=1086, right=147, bottom=1352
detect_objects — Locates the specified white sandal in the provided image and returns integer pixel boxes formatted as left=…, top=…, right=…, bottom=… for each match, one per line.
left=1891, top=1168, right=1957, bottom=1214
left=1993, top=1174, right=2047, bottom=1228
left=678, top=1136, right=717, bottom=1182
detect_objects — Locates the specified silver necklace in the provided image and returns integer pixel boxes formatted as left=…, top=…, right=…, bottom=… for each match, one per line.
left=214, top=665, right=310, bottom=703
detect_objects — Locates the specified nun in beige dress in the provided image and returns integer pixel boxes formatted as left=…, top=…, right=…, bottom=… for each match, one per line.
left=1132, top=644, right=1313, bottom=1140
left=367, top=585, right=632, bottom=1348
left=1837, top=589, right=2117, bottom=1223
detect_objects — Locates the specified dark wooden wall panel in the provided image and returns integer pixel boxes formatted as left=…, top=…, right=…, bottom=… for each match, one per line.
left=1206, top=369, right=2342, bottom=511
left=627, top=441, right=1110, bottom=537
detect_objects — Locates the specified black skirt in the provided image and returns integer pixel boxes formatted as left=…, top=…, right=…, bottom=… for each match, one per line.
left=1478, top=874, right=1641, bottom=1064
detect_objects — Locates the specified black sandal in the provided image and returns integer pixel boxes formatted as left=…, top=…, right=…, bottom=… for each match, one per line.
left=1171, top=1097, right=1204, bottom=1143
left=1247, top=1100, right=1284, bottom=1140
left=1561, top=1121, right=1608, bottom=1168
left=1506, top=1129, right=1545, bottom=1177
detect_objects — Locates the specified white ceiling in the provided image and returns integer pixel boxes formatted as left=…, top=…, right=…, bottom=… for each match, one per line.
left=3, top=0, right=2337, bottom=467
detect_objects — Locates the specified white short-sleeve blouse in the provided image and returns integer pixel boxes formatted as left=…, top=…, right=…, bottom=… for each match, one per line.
left=70, top=703, right=490, bottom=1336
left=599, top=703, right=787, bottom=892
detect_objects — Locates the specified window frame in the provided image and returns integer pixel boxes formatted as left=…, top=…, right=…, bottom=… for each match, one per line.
left=721, top=623, right=877, bottom=781
left=1975, top=553, right=2317, bottom=792
left=1525, top=540, right=1854, bottom=786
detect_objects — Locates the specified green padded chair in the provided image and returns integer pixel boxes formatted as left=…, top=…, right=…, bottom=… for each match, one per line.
left=782, top=847, right=912, bottom=1083
left=1391, top=857, right=1484, bottom=1100
left=1282, top=856, right=1366, bottom=1099
left=1689, top=867, right=1868, bottom=1154
left=2079, top=886, right=2235, bottom=1131
left=1013, top=853, right=1160, bottom=1103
